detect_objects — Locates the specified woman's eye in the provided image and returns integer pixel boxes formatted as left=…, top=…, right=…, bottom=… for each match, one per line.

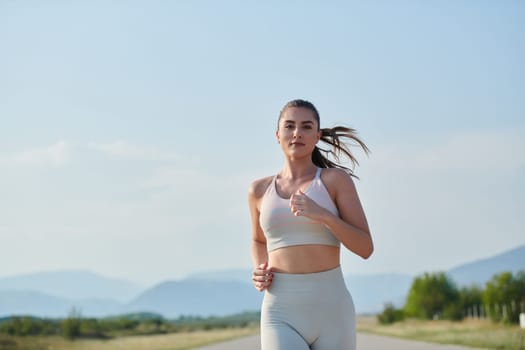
left=304, top=125, right=312, bottom=129
left=285, top=125, right=293, bottom=129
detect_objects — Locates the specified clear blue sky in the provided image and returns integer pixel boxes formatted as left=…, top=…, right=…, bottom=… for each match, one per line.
left=1, top=1, right=524, bottom=286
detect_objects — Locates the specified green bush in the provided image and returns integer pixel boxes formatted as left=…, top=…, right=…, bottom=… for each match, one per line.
left=61, top=307, right=82, bottom=340
left=483, top=270, right=525, bottom=324
left=0, top=317, right=59, bottom=336
left=0, top=310, right=260, bottom=339
left=404, top=272, right=459, bottom=320
left=377, top=303, right=404, bottom=324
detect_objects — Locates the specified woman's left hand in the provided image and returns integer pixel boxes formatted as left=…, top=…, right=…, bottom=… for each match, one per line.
left=289, top=190, right=329, bottom=222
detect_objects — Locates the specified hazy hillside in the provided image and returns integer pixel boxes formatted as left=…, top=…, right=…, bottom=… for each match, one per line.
left=346, top=273, right=413, bottom=313
left=124, top=279, right=263, bottom=318
left=1, top=244, right=523, bottom=318
left=186, top=269, right=250, bottom=283
left=448, top=244, right=525, bottom=286
left=187, top=269, right=413, bottom=314
left=0, top=290, right=67, bottom=317
left=0, top=270, right=143, bottom=302
left=0, top=290, right=122, bottom=318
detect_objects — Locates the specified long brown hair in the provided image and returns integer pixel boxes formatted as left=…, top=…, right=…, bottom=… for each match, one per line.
left=278, top=99, right=370, bottom=178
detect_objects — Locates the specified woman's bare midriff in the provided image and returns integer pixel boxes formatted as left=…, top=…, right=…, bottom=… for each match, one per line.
left=268, top=245, right=341, bottom=274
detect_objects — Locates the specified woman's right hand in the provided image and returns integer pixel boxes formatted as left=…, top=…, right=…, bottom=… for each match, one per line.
left=252, top=261, right=273, bottom=291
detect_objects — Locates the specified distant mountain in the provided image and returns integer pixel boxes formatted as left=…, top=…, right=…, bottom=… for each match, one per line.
left=185, top=269, right=412, bottom=314
left=0, top=270, right=143, bottom=302
left=124, top=279, right=263, bottom=318
left=448, top=244, right=525, bottom=287
left=0, top=290, right=122, bottom=318
left=0, top=290, right=68, bottom=318
left=345, top=273, right=413, bottom=313
left=2, top=245, right=524, bottom=318
left=186, top=269, right=251, bottom=283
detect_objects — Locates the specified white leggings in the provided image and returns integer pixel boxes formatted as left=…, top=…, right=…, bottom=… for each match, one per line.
left=260, top=266, right=356, bottom=350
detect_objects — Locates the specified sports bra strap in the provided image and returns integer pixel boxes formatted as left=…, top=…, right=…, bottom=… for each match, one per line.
left=315, top=167, right=322, bottom=179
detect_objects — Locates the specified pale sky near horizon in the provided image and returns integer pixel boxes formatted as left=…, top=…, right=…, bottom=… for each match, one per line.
left=1, top=1, right=524, bottom=287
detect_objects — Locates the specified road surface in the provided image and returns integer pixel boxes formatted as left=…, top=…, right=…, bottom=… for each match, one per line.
left=193, top=333, right=483, bottom=349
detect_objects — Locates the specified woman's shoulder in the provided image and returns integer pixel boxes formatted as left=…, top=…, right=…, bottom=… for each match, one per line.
left=248, top=176, right=274, bottom=199
left=320, top=167, right=356, bottom=194
left=320, top=167, right=354, bottom=183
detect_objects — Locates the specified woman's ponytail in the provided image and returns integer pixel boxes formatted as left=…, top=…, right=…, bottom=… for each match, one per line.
left=312, top=126, right=370, bottom=178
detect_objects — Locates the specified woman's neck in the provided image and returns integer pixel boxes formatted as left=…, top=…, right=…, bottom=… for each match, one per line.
left=280, top=159, right=317, bottom=180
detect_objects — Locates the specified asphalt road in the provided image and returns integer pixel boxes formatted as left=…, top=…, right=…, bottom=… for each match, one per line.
left=193, top=333, right=483, bottom=350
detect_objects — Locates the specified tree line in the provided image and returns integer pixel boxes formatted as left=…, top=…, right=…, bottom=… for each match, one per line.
left=378, top=270, right=525, bottom=325
left=0, top=310, right=260, bottom=339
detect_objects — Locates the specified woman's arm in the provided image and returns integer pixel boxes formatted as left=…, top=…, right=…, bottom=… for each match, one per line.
left=289, top=169, right=373, bottom=259
left=248, top=178, right=274, bottom=291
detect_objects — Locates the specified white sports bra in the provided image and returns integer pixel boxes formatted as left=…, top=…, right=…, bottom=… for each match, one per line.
left=259, top=168, right=340, bottom=252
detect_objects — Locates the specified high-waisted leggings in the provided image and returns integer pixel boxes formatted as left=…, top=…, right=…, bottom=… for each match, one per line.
left=260, top=266, right=356, bottom=350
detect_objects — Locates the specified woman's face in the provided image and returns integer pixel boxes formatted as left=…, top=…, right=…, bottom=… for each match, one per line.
left=276, top=107, right=321, bottom=159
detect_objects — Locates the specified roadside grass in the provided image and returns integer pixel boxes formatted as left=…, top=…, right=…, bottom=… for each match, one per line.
left=357, top=316, right=525, bottom=350
left=0, top=326, right=258, bottom=350
left=5, top=316, right=524, bottom=349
